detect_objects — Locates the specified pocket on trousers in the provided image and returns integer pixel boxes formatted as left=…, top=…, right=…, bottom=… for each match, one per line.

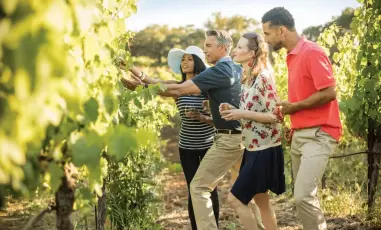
left=314, top=127, right=337, bottom=157
left=314, top=126, right=333, bottom=141
left=216, top=134, right=243, bottom=151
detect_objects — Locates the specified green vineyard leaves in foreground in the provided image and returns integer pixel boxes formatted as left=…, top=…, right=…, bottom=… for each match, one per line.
left=0, top=0, right=176, bottom=221
left=317, top=1, right=381, bottom=139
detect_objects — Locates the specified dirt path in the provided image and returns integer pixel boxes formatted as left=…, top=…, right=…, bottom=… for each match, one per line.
left=156, top=171, right=376, bottom=230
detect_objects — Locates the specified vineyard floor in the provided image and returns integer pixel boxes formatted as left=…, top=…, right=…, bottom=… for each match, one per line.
left=0, top=171, right=377, bottom=230
left=158, top=171, right=376, bottom=230
left=0, top=126, right=378, bottom=230
left=158, top=125, right=379, bottom=230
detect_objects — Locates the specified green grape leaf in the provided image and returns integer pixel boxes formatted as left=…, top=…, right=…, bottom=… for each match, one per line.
left=106, top=125, right=138, bottom=158
left=80, top=187, right=94, bottom=202
left=84, top=98, right=99, bottom=123
left=133, top=97, right=142, bottom=108
left=84, top=35, right=99, bottom=61
left=135, top=129, right=155, bottom=146
left=103, top=94, right=118, bottom=115
left=88, top=162, right=101, bottom=184
left=70, top=132, right=104, bottom=167
left=48, top=163, right=64, bottom=192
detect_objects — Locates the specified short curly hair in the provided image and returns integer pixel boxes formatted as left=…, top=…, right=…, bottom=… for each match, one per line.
left=262, top=7, right=295, bottom=31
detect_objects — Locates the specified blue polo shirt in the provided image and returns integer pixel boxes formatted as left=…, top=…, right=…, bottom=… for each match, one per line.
left=192, top=56, right=242, bottom=130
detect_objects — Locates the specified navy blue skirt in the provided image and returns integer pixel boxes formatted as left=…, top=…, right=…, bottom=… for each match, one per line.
left=231, top=145, right=286, bottom=205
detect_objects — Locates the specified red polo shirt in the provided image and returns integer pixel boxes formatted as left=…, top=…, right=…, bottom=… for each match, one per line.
left=286, top=36, right=342, bottom=142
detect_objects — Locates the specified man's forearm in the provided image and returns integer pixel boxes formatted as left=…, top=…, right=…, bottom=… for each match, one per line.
left=129, top=66, right=178, bottom=84
left=157, top=84, right=181, bottom=97
left=295, top=88, right=336, bottom=110
left=158, top=89, right=180, bottom=97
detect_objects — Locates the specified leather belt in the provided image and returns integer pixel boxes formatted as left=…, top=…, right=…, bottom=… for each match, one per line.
left=215, top=129, right=242, bottom=134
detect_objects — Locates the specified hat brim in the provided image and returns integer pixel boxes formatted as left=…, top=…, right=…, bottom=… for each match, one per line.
left=168, top=49, right=186, bottom=74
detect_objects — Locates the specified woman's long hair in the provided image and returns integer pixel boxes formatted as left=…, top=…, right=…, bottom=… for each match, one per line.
left=241, top=32, right=272, bottom=85
left=180, top=54, right=207, bottom=82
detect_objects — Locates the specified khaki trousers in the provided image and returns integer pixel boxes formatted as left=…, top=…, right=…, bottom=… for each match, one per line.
left=291, top=127, right=337, bottom=230
left=190, top=133, right=266, bottom=230
left=190, top=133, right=243, bottom=230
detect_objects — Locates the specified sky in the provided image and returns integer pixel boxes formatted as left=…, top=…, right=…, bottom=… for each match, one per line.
left=126, top=0, right=360, bottom=33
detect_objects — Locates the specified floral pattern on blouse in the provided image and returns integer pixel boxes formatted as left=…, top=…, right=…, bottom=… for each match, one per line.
left=240, top=70, right=283, bottom=151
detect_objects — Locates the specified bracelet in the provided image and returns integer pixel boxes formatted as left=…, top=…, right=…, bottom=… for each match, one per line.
left=138, top=71, right=144, bottom=78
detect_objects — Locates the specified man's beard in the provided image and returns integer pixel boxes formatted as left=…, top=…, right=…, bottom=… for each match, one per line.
left=272, top=41, right=283, bottom=51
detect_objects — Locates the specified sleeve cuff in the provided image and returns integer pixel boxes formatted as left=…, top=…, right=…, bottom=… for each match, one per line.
left=316, top=81, right=336, bottom=91
left=191, top=79, right=206, bottom=94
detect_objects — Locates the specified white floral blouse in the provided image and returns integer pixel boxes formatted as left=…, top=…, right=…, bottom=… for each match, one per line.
left=240, top=69, right=283, bottom=151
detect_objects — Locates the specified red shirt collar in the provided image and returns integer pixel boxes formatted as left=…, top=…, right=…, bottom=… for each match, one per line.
left=289, top=36, right=307, bottom=55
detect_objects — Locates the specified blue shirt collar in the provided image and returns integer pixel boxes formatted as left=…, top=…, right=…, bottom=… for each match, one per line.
left=216, top=56, right=232, bottom=64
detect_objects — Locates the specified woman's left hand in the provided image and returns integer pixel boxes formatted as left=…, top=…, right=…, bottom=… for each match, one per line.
left=220, top=109, right=245, bottom=121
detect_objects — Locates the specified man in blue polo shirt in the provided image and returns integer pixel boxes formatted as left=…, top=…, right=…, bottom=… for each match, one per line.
left=158, top=30, right=246, bottom=230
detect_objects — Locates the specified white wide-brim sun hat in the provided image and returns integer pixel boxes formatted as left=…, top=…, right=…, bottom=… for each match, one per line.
left=167, top=45, right=209, bottom=74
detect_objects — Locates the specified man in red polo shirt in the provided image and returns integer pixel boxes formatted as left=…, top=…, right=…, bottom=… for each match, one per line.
left=261, top=7, right=342, bottom=230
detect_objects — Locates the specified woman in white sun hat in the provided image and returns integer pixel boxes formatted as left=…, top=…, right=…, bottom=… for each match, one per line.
left=126, top=46, right=219, bottom=230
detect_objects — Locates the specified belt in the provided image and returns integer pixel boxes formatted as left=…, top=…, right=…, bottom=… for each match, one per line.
left=215, top=129, right=242, bottom=134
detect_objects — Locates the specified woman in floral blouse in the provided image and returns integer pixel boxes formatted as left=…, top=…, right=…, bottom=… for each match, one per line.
left=220, top=32, right=285, bottom=230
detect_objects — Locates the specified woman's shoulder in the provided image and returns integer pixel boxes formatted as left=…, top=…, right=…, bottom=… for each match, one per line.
left=256, top=69, right=275, bottom=85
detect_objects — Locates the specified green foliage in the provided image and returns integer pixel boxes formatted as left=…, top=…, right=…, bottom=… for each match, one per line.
left=167, top=162, right=183, bottom=174
left=321, top=186, right=365, bottom=217
left=104, top=59, right=176, bottom=228
left=107, top=72, right=176, bottom=228
left=107, top=148, right=164, bottom=230
left=318, top=1, right=381, bottom=140
left=0, top=0, right=177, bottom=228
left=309, top=1, right=381, bottom=224
left=303, top=7, right=355, bottom=42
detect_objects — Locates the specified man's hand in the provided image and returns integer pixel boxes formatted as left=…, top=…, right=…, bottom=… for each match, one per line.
left=277, top=101, right=301, bottom=115
left=121, top=77, right=142, bottom=91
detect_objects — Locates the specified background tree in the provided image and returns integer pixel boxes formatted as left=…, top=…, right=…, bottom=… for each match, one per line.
left=302, top=7, right=355, bottom=60
left=130, top=25, right=205, bottom=65
left=205, top=12, right=261, bottom=46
